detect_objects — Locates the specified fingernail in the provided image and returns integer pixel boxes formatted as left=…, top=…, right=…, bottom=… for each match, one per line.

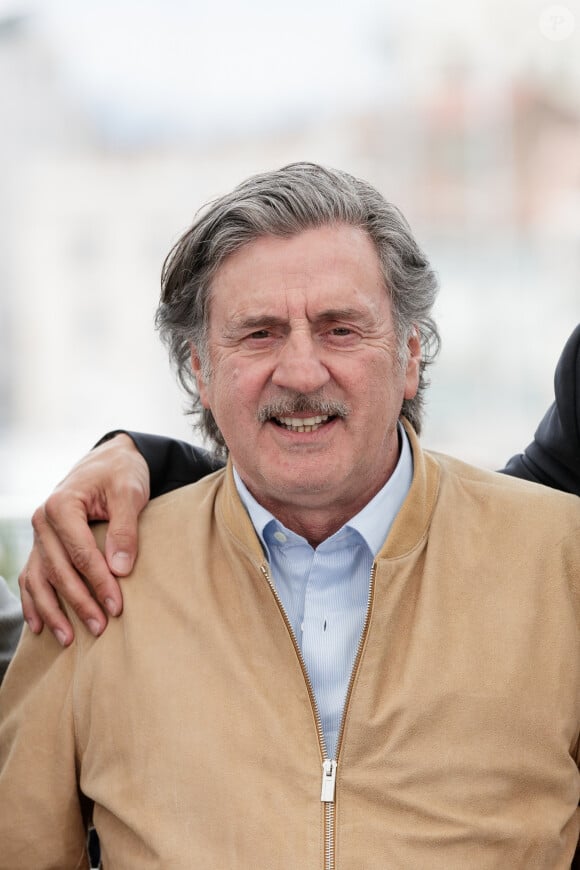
left=105, top=597, right=119, bottom=617
left=55, top=629, right=68, bottom=647
left=111, top=551, right=131, bottom=574
left=26, top=619, right=37, bottom=634
left=87, top=619, right=102, bottom=637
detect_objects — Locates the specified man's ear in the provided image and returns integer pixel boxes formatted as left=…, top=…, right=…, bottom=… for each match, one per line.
left=190, top=344, right=211, bottom=409
left=403, top=328, right=422, bottom=400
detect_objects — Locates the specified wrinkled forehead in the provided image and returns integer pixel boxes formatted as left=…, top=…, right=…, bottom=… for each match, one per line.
left=206, top=224, right=392, bottom=331
left=209, top=223, right=387, bottom=296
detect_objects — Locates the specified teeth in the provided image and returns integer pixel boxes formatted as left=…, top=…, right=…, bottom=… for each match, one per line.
left=279, top=415, right=327, bottom=426
left=276, top=415, right=330, bottom=432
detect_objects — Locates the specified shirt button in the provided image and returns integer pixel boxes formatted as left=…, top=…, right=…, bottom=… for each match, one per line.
left=273, top=531, right=287, bottom=543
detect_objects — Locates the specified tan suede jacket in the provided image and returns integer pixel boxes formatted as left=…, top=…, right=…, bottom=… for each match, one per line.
left=1, top=428, right=579, bottom=869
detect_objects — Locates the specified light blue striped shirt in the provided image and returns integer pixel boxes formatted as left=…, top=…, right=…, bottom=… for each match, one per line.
left=233, top=425, right=413, bottom=759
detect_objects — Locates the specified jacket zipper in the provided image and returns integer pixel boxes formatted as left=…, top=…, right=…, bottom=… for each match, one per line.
left=260, top=562, right=377, bottom=870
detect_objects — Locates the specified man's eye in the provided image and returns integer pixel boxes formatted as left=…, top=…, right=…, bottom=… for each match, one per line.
left=248, top=330, right=271, bottom=340
left=330, top=327, right=353, bottom=336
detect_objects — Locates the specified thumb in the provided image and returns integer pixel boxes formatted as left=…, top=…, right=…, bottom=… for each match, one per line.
left=104, top=500, right=142, bottom=576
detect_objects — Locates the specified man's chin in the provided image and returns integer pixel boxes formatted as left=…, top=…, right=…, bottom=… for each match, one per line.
left=260, top=471, right=342, bottom=502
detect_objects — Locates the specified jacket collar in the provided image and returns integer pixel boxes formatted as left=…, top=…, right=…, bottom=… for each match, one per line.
left=376, top=419, right=440, bottom=560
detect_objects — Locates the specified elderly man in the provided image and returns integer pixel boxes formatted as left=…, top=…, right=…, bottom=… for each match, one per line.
left=1, top=163, right=579, bottom=869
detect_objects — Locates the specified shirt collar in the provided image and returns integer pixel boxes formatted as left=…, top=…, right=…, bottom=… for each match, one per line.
left=233, top=422, right=413, bottom=557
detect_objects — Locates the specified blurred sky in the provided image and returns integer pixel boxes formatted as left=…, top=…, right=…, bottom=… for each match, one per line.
left=25, top=0, right=580, bottom=142
left=38, top=0, right=390, bottom=142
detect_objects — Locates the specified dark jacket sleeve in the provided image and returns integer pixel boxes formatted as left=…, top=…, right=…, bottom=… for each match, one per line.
left=97, top=431, right=225, bottom=498
left=501, top=324, right=580, bottom=496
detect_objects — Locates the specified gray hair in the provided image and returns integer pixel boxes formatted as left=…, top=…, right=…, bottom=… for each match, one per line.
left=156, top=162, right=440, bottom=453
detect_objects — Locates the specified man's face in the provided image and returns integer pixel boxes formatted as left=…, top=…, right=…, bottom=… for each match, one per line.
left=191, top=223, right=420, bottom=530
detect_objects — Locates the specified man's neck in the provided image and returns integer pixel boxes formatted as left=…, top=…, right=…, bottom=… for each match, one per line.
left=234, top=426, right=412, bottom=549
left=257, top=484, right=394, bottom=548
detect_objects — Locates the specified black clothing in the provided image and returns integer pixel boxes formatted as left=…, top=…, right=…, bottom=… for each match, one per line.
left=122, top=433, right=224, bottom=497
left=501, top=324, right=580, bottom=495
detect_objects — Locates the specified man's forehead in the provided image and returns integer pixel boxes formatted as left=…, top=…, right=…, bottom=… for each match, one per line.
left=211, top=281, right=390, bottom=333
left=213, top=224, right=381, bottom=275
left=209, top=225, right=386, bottom=304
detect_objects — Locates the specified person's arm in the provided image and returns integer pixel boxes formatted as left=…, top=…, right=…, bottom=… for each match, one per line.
left=99, top=430, right=224, bottom=498
left=20, top=432, right=222, bottom=646
left=501, top=324, right=580, bottom=495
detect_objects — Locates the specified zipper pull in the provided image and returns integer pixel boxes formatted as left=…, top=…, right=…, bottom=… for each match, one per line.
left=320, top=759, right=337, bottom=802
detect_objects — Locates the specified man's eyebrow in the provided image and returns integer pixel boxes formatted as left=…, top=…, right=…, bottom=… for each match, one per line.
left=224, top=314, right=289, bottom=334
left=225, top=307, right=373, bottom=334
left=313, top=307, right=370, bottom=322
left=311, top=307, right=378, bottom=329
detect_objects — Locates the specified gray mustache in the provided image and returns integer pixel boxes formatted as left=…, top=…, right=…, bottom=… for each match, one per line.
left=257, top=394, right=350, bottom=422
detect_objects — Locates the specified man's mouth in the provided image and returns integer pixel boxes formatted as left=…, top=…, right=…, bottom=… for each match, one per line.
left=258, top=395, right=349, bottom=432
left=273, top=414, right=333, bottom=433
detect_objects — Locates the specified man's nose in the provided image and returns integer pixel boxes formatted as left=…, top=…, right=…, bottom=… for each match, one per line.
left=271, top=332, right=330, bottom=394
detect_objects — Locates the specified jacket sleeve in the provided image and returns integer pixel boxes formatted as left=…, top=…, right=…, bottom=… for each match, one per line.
left=501, top=324, right=580, bottom=495
left=0, top=625, right=89, bottom=869
left=97, top=431, right=225, bottom=498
